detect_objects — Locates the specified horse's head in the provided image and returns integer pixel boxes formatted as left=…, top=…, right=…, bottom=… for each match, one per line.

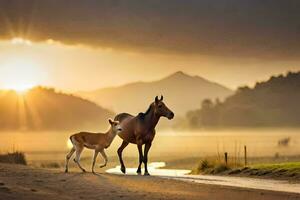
left=153, top=95, right=174, bottom=120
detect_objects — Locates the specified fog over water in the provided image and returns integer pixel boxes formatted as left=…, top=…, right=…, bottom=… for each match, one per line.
left=1, top=128, right=299, bottom=162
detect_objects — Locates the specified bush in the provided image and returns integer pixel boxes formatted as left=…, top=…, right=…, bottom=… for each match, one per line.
left=199, top=159, right=211, bottom=171
left=0, top=152, right=27, bottom=165
left=193, top=159, right=214, bottom=174
left=192, top=158, right=231, bottom=174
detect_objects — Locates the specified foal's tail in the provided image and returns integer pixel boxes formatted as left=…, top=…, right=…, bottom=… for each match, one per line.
left=69, top=135, right=76, bottom=145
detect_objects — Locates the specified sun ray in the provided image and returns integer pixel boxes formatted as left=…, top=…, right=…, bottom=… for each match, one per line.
left=24, top=92, right=43, bottom=130
left=16, top=94, right=28, bottom=131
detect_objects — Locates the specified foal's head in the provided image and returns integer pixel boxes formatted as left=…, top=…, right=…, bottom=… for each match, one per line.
left=109, top=119, right=122, bottom=134
left=153, top=96, right=174, bottom=120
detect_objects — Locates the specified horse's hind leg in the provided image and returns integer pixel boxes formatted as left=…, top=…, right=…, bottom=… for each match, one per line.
left=117, top=140, right=129, bottom=174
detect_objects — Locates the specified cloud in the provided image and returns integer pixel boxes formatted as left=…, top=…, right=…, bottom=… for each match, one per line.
left=0, top=0, right=300, bottom=59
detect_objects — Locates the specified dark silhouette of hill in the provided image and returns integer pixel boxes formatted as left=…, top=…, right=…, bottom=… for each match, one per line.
left=78, top=71, right=233, bottom=116
left=0, top=87, right=114, bottom=131
left=187, top=72, right=300, bottom=128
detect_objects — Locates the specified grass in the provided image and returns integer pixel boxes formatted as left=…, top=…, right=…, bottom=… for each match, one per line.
left=230, top=162, right=300, bottom=180
left=251, top=162, right=300, bottom=171
left=0, top=151, right=27, bottom=165
left=241, top=162, right=300, bottom=177
left=192, top=158, right=300, bottom=180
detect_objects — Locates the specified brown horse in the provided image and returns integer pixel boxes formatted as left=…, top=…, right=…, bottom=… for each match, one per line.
left=114, top=95, right=174, bottom=176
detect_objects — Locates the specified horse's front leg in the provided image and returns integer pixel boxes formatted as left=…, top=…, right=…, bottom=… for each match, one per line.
left=118, top=140, right=129, bottom=174
left=136, top=142, right=144, bottom=175
left=144, top=142, right=152, bottom=176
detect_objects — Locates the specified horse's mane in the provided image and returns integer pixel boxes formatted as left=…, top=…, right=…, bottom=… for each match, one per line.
left=138, top=104, right=153, bottom=121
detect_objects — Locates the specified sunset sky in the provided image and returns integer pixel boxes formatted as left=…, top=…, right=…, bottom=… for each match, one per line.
left=0, top=0, right=300, bottom=91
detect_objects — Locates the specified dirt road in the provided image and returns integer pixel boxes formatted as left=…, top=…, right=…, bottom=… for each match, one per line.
left=0, top=164, right=299, bottom=200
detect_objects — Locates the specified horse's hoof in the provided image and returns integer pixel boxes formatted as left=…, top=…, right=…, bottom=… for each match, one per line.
left=144, top=172, right=150, bottom=176
left=82, top=169, right=86, bottom=173
left=121, top=166, right=126, bottom=174
left=65, top=169, right=68, bottom=173
left=137, top=170, right=142, bottom=175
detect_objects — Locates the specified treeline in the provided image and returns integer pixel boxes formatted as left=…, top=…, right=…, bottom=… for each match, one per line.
left=187, top=72, right=300, bottom=128
left=0, top=87, right=114, bottom=131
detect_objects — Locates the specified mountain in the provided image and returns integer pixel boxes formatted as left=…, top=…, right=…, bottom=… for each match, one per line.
left=78, top=71, right=233, bottom=116
left=0, top=87, right=114, bottom=131
left=187, top=71, right=300, bottom=128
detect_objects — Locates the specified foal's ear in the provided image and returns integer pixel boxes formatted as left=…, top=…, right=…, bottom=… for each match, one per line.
left=108, top=118, right=113, bottom=125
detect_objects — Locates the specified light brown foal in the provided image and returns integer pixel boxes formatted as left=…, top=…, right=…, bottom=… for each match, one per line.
left=65, top=119, right=122, bottom=173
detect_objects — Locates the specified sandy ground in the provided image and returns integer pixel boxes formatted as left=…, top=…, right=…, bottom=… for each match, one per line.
left=0, top=164, right=300, bottom=200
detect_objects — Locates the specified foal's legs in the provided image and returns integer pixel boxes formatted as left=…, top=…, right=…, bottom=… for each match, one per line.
left=65, top=147, right=75, bottom=173
left=92, top=150, right=99, bottom=174
left=136, top=143, right=144, bottom=175
left=118, top=141, right=129, bottom=174
left=143, top=143, right=152, bottom=176
left=73, top=145, right=86, bottom=172
left=99, top=150, right=108, bottom=168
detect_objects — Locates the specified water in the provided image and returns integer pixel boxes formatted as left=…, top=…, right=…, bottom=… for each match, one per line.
left=106, top=162, right=191, bottom=176
left=0, top=128, right=299, bottom=161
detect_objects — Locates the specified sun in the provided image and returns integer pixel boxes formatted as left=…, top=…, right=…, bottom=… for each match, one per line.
left=1, top=58, right=42, bottom=93
left=8, top=83, right=35, bottom=94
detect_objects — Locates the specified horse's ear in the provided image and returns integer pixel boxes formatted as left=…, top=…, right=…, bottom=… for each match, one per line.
left=108, top=118, right=113, bottom=125
left=155, top=96, right=159, bottom=103
left=160, top=95, right=163, bottom=101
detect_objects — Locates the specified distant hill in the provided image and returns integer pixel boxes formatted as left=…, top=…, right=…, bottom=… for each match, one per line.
left=0, top=87, right=114, bottom=131
left=78, top=71, right=233, bottom=116
left=187, top=71, right=300, bottom=128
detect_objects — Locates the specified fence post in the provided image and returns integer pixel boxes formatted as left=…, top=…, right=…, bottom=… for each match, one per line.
left=224, top=152, right=228, bottom=165
left=244, top=145, right=247, bottom=166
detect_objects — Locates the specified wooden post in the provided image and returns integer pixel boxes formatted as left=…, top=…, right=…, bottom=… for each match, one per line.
left=244, top=145, right=247, bottom=166
left=224, top=152, right=228, bottom=165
